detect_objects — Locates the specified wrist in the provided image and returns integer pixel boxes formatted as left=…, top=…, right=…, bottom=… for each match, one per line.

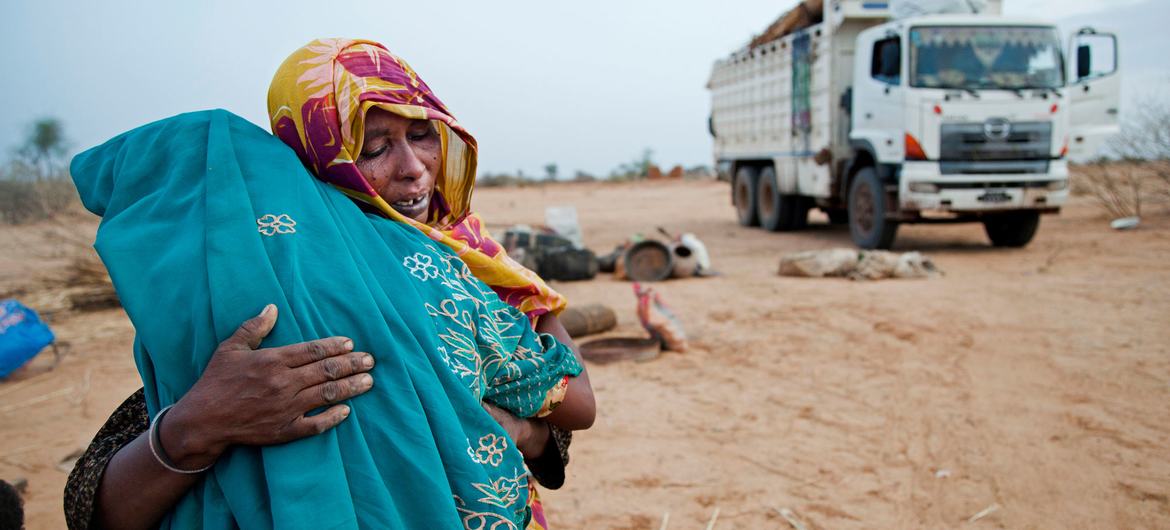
left=158, top=400, right=227, bottom=470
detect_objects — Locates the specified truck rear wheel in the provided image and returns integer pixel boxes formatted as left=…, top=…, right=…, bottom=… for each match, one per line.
left=758, top=166, right=810, bottom=232
left=734, top=166, right=759, bottom=227
left=848, top=167, right=898, bottom=249
left=983, top=211, right=1041, bottom=247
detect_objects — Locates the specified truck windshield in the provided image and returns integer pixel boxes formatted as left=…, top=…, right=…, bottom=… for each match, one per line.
left=909, top=26, right=1065, bottom=90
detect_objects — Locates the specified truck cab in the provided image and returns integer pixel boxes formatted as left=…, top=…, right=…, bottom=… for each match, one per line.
left=848, top=16, right=1119, bottom=247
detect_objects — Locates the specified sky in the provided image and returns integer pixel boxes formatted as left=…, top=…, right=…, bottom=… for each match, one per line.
left=2, top=0, right=1166, bottom=177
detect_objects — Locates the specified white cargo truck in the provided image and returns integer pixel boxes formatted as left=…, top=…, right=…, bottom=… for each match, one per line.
left=707, top=0, right=1120, bottom=248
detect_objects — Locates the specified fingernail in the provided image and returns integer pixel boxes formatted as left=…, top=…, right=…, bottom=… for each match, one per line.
left=259, top=304, right=274, bottom=317
left=339, top=405, right=351, bottom=418
left=362, top=354, right=374, bottom=369
left=342, top=339, right=354, bottom=351
left=360, top=374, right=373, bottom=387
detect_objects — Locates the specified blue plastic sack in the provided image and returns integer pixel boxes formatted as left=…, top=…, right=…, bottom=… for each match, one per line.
left=0, top=300, right=55, bottom=378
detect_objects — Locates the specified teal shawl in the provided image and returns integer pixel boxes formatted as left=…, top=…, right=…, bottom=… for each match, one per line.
left=70, top=110, right=581, bottom=530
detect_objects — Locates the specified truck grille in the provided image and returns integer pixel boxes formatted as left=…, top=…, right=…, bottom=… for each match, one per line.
left=939, top=121, right=1052, bottom=175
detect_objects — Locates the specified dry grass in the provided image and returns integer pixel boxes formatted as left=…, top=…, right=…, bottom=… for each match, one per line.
left=0, top=178, right=81, bottom=225
left=1070, top=161, right=1170, bottom=219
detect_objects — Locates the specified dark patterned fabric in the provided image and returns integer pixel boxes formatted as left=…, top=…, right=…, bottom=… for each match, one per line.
left=64, top=388, right=146, bottom=530
left=62, top=388, right=571, bottom=529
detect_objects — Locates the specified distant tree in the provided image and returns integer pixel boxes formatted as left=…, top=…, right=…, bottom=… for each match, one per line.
left=573, top=170, right=596, bottom=182
left=608, top=148, right=655, bottom=180
left=543, top=163, right=558, bottom=182
left=14, top=118, right=70, bottom=180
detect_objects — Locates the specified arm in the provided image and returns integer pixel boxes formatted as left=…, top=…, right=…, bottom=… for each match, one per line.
left=534, top=313, right=596, bottom=431
left=80, top=305, right=376, bottom=530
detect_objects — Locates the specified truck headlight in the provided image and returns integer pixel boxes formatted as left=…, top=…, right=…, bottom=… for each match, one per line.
left=909, top=182, right=939, bottom=193
left=1047, top=180, right=1068, bottom=191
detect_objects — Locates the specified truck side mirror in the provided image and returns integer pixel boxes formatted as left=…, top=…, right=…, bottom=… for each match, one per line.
left=1076, top=45, right=1091, bottom=80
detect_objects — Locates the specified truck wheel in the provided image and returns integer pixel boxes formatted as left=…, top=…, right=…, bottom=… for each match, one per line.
left=734, top=166, right=759, bottom=227
left=848, top=167, right=898, bottom=249
left=983, top=211, right=1041, bottom=247
left=757, top=166, right=784, bottom=231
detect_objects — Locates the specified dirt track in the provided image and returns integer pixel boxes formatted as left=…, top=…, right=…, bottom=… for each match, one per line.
left=2, top=178, right=1169, bottom=529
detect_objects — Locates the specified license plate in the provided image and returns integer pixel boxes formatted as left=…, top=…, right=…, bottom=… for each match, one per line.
left=977, top=191, right=1012, bottom=203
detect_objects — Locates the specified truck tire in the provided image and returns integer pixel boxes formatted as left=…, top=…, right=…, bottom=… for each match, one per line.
left=983, top=211, right=1041, bottom=247
left=757, top=166, right=784, bottom=231
left=848, top=166, right=898, bottom=249
left=758, top=166, right=810, bottom=232
left=734, top=166, right=759, bottom=227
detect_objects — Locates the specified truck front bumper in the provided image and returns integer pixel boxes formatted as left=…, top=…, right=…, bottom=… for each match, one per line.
left=898, top=160, right=1069, bottom=213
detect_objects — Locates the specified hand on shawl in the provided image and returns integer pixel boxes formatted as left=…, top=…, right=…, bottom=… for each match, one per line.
left=481, top=403, right=549, bottom=459
left=159, top=305, right=376, bottom=469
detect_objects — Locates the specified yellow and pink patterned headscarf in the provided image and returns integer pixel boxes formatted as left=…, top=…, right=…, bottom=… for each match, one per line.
left=267, top=38, right=565, bottom=319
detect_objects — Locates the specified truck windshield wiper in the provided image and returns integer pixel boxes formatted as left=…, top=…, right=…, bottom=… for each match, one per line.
left=1035, top=87, right=1062, bottom=99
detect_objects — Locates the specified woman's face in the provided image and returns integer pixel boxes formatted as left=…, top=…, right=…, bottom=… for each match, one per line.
left=355, top=108, right=441, bottom=222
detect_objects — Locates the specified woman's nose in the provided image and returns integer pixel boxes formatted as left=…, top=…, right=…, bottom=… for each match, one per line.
left=389, top=141, right=428, bottom=181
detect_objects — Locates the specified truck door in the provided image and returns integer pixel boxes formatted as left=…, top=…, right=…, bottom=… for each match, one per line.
left=853, top=30, right=906, bottom=163
left=1067, top=28, right=1120, bottom=161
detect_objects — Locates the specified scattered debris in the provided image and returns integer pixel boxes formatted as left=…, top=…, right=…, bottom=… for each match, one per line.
left=635, top=284, right=688, bottom=352
left=967, top=503, right=1000, bottom=523
left=935, top=468, right=952, bottom=479
left=623, top=240, right=673, bottom=282
left=0, top=300, right=56, bottom=379
left=544, top=205, right=584, bottom=249
left=658, top=511, right=670, bottom=530
left=1111, top=216, right=1140, bottom=230
left=580, top=337, right=661, bottom=364
left=778, top=249, right=941, bottom=280
left=773, top=507, right=808, bottom=530
left=559, top=304, right=617, bottom=338
left=603, top=230, right=716, bottom=282
left=502, top=225, right=597, bottom=281
left=704, top=507, right=721, bottom=530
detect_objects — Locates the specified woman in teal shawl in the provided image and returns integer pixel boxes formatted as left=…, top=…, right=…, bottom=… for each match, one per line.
left=70, top=98, right=582, bottom=530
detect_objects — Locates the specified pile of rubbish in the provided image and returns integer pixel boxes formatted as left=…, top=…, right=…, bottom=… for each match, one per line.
left=599, top=228, right=714, bottom=283
left=501, top=207, right=715, bottom=284
left=778, top=248, right=941, bottom=280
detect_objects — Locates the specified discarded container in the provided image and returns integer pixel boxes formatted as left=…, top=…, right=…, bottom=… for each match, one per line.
left=670, top=243, right=698, bottom=279
left=0, top=300, right=55, bottom=379
left=580, top=337, right=661, bottom=364
left=623, top=240, right=673, bottom=282
left=558, top=304, right=618, bottom=338
left=679, top=233, right=711, bottom=274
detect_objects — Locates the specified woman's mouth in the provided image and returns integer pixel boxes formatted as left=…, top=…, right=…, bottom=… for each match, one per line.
left=390, top=192, right=430, bottom=220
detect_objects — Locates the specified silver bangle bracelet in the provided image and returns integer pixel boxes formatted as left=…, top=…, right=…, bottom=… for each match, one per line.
left=148, top=404, right=214, bottom=475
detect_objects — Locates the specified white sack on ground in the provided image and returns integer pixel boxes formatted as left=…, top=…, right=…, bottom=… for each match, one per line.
left=778, top=249, right=941, bottom=280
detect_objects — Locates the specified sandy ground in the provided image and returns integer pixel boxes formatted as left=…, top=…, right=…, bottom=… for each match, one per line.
left=2, top=178, right=1169, bottom=529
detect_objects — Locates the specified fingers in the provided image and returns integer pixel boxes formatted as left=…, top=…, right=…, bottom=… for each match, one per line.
left=283, top=404, right=352, bottom=440
left=223, top=304, right=278, bottom=351
left=278, top=336, right=355, bottom=368
left=295, top=351, right=375, bottom=387
left=298, top=373, right=374, bottom=409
